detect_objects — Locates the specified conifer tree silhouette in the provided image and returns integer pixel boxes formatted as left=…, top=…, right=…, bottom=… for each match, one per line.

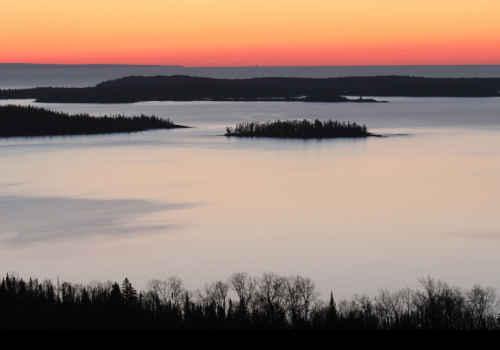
left=326, top=292, right=338, bottom=329
left=110, top=283, right=122, bottom=306
left=121, top=278, right=137, bottom=306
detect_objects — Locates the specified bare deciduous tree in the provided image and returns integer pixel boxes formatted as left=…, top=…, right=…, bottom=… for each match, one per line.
left=145, top=276, right=188, bottom=310
left=146, top=279, right=170, bottom=306
left=168, top=276, right=187, bottom=307
left=466, top=285, right=498, bottom=329
left=295, top=275, right=320, bottom=321
left=282, top=275, right=320, bottom=322
left=229, top=272, right=258, bottom=309
left=256, top=272, right=286, bottom=310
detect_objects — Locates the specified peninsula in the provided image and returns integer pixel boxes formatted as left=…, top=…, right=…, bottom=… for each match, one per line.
left=0, top=105, right=188, bottom=138
left=1, top=75, right=498, bottom=104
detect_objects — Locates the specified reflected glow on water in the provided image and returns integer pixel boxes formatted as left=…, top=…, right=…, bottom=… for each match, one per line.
left=0, top=98, right=499, bottom=298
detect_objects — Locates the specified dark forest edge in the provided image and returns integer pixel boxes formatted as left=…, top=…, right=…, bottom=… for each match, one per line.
left=225, top=119, right=381, bottom=138
left=0, top=105, right=188, bottom=138
left=1, top=75, right=499, bottom=103
left=1, top=272, right=498, bottom=330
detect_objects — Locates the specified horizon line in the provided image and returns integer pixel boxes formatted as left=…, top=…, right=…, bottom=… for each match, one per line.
left=1, top=63, right=500, bottom=69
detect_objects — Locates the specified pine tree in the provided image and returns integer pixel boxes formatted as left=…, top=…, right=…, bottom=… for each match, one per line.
left=0, top=278, right=5, bottom=295
left=184, top=292, right=191, bottom=328
left=326, top=292, right=338, bottom=329
left=121, top=278, right=137, bottom=306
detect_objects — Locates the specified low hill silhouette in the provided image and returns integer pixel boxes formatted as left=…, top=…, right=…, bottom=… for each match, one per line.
left=0, top=105, right=188, bottom=137
left=1, top=75, right=498, bottom=103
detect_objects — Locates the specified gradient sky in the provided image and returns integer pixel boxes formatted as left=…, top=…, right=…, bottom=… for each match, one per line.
left=1, top=0, right=499, bottom=66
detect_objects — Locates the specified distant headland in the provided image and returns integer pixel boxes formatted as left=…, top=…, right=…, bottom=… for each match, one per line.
left=0, top=105, right=188, bottom=138
left=0, top=75, right=498, bottom=103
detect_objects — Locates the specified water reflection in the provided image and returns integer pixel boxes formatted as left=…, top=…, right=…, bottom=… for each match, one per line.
left=0, top=194, right=197, bottom=246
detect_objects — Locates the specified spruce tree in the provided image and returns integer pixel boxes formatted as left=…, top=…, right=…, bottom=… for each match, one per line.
left=121, top=278, right=137, bottom=306
left=327, top=292, right=338, bottom=329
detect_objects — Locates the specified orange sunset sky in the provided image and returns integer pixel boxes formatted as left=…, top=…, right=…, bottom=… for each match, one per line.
left=1, top=0, right=499, bottom=66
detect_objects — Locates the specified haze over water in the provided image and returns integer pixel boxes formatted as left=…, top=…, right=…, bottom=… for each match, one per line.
left=0, top=65, right=499, bottom=89
left=0, top=66, right=499, bottom=299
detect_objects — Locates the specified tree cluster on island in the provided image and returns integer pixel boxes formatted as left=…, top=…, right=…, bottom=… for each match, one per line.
left=0, top=105, right=187, bottom=137
left=225, top=119, right=373, bottom=138
left=1, top=272, right=498, bottom=330
left=0, top=75, right=498, bottom=103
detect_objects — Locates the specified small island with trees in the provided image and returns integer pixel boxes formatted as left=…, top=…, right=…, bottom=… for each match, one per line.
left=225, top=119, right=381, bottom=139
left=0, top=105, right=188, bottom=138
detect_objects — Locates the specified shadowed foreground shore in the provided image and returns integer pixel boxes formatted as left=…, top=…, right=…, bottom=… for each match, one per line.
left=0, top=105, right=188, bottom=137
left=1, top=272, right=498, bottom=330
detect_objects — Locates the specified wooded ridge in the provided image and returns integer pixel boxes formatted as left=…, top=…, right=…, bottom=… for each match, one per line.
left=0, top=75, right=498, bottom=103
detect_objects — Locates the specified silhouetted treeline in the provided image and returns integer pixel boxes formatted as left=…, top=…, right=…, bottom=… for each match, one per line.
left=0, top=105, right=187, bottom=137
left=1, top=272, right=498, bottom=330
left=225, top=119, right=372, bottom=138
left=0, top=75, right=498, bottom=103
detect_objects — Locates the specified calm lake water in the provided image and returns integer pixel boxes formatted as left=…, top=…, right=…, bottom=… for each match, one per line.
left=1, top=65, right=499, bottom=89
left=0, top=67, right=499, bottom=299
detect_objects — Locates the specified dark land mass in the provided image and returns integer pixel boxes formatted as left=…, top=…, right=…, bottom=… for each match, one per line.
left=1, top=75, right=499, bottom=104
left=1, top=272, right=498, bottom=330
left=0, top=105, right=187, bottom=138
left=225, top=119, right=381, bottom=138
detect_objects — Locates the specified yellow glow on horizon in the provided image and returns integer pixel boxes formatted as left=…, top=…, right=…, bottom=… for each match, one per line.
left=1, top=0, right=499, bottom=65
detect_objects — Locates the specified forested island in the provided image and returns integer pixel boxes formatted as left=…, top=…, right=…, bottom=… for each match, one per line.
left=1, top=272, right=498, bottom=330
left=0, top=105, right=187, bottom=137
left=225, top=119, right=378, bottom=138
left=1, top=75, right=499, bottom=104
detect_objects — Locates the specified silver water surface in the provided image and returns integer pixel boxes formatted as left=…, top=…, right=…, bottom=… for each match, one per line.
left=0, top=98, right=499, bottom=298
